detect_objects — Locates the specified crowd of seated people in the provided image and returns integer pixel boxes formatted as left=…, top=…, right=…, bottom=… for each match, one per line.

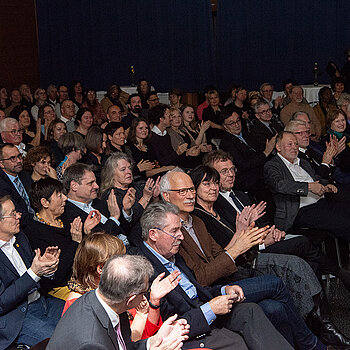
left=1, top=77, right=350, bottom=350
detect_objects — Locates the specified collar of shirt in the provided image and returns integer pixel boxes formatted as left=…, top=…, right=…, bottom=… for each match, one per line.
left=219, top=190, right=243, bottom=213
left=95, top=289, right=120, bottom=328
left=151, top=125, right=167, bottom=136
left=0, top=235, right=15, bottom=249
left=233, top=132, right=247, bottom=144
left=143, top=241, right=175, bottom=266
left=277, top=152, right=300, bottom=167
left=68, top=198, right=93, bottom=211
left=260, top=120, right=271, bottom=128
left=180, top=215, right=193, bottom=231
left=60, top=115, right=75, bottom=124
left=299, top=147, right=307, bottom=153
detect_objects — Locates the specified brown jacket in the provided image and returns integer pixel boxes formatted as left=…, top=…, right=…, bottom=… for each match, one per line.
left=179, top=215, right=237, bottom=286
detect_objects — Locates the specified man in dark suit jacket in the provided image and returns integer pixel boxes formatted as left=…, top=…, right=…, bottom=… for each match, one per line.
left=219, top=110, right=275, bottom=196
left=249, top=100, right=283, bottom=153
left=61, top=163, right=130, bottom=245
left=136, top=201, right=331, bottom=350
left=264, top=131, right=350, bottom=242
left=0, top=143, right=34, bottom=227
left=47, top=255, right=189, bottom=350
left=0, top=196, right=63, bottom=349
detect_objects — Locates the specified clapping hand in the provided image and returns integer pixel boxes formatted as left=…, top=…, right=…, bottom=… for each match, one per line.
left=31, top=246, right=60, bottom=276
left=150, top=271, right=181, bottom=305
left=107, top=189, right=120, bottom=220
left=70, top=217, right=83, bottom=242
left=122, top=188, right=136, bottom=215
left=150, top=315, right=189, bottom=350
left=84, top=210, right=101, bottom=235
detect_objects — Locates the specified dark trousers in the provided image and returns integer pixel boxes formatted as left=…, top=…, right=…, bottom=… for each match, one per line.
left=235, top=275, right=324, bottom=350
left=295, top=198, right=350, bottom=242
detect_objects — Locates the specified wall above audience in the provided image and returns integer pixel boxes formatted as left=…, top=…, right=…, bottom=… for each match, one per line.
left=33, top=0, right=350, bottom=92
left=36, top=0, right=215, bottom=92
left=0, top=0, right=40, bottom=90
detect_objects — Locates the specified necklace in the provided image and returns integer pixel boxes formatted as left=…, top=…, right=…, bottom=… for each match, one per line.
left=36, top=212, right=64, bottom=228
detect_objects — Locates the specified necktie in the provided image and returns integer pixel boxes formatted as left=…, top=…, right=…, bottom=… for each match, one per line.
left=14, top=177, right=35, bottom=215
left=115, top=322, right=127, bottom=350
left=229, top=192, right=244, bottom=212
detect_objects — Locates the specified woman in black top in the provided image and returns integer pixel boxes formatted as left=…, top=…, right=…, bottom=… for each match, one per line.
left=24, top=177, right=98, bottom=299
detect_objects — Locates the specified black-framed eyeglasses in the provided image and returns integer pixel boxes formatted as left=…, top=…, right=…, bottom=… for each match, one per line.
left=0, top=154, right=23, bottom=162
left=167, top=187, right=196, bottom=196
left=6, top=129, right=24, bottom=135
left=257, top=108, right=272, bottom=115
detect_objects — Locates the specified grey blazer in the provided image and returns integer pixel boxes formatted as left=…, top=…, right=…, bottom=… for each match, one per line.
left=264, top=155, right=327, bottom=231
left=47, top=291, right=147, bottom=350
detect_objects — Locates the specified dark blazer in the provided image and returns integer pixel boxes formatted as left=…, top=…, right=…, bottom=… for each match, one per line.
left=248, top=119, right=283, bottom=153
left=178, top=215, right=237, bottom=286
left=61, top=200, right=123, bottom=238
left=47, top=290, right=147, bottom=350
left=0, top=169, right=33, bottom=227
left=219, top=131, right=267, bottom=192
left=298, top=148, right=335, bottom=182
left=138, top=243, right=221, bottom=339
left=264, top=155, right=327, bottom=231
left=0, top=232, right=40, bottom=349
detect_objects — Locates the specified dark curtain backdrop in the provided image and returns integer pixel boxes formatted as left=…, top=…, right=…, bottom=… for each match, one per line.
left=36, top=0, right=214, bottom=92
left=216, top=0, right=350, bottom=91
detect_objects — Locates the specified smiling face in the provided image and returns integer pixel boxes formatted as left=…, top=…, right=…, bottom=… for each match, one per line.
left=113, top=159, right=133, bottom=189
left=291, top=87, right=303, bottom=104
left=1, top=121, right=22, bottom=145
left=43, top=106, right=56, bottom=123
left=107, top=106, right=122, bottom=123
left=135, top=121, right=149, bottom=140
left=208, top=93, right=220, bottom=107
left=291, top=124, right=310, bottom=149
left=331, top=113, right=346, bottom=133
left=196, top=175, right=219, bottom=204
left=0, top=146, right=23, bottom=176
left=260, top=84, right=273, bottom=101
left=52, top=122, right=67, bottom=141
left=212, top=159, right=236, bottom=192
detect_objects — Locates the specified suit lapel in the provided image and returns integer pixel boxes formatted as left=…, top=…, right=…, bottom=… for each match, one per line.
left=89, top=291, right=119, bottom=350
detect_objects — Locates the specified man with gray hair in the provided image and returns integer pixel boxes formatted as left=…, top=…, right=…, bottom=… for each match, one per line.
left=137, top=201, right=324, bottom=349
left=249, top=100, right=283, bottom=152
left=0, top=117, right=28, bottom=156
left=47, top=254, right=189, bottom=349
left=280, top=86, right=321, bottom=140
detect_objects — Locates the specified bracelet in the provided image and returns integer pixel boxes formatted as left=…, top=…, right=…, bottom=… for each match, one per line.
left=148, top=300, right=160, bottom=309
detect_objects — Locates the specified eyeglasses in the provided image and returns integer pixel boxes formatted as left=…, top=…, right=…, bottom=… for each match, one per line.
left=262, top=89, right=273, bottom=93
left=225, top=119, right=241, bottom=126
left=1, top=210, right=21, bottom=220
left=219, top=166, right=237, bottom=176
left=148, top=98, right=159, bottom=102
left=167, top=187, right=196, bottom=196
left=0, top=154, right=23, bottom=162
left=293, top=130, right=311, bottom=136
left=153, top=227, right=181, bottom=240
left=6, top=129, right=24, bottom=135
left=257, top=108, right=272, bottom=115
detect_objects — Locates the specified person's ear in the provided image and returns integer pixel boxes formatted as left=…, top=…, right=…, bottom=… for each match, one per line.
left=275, top=141, right=281, bottom=152
left=148, top=228, right=158, bottom=242
left=126, top=294, right=137, bottom=307
left=70, top=180, right=78, bottom=192
left=96, top=263, right=104, bottom=276
left=40, top=197, right=50, bottom=209
left=162, top=191, right=170, bottom=202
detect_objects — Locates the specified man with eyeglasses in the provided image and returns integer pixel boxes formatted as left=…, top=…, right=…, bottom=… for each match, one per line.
left=249, top=100, right=283, bottom=153
left=0, top=195, right=64, bottom=349
left=259, top=82, right=283, bottom=113
left=59, top=99, right=76, bottom=132
left=138, top=201, right=330, bottom=350
left=0, top=117, right=28, bottom=156
left=0, top=143, right=34, bottom=226
left=219, top=110, right=275, bottom=199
